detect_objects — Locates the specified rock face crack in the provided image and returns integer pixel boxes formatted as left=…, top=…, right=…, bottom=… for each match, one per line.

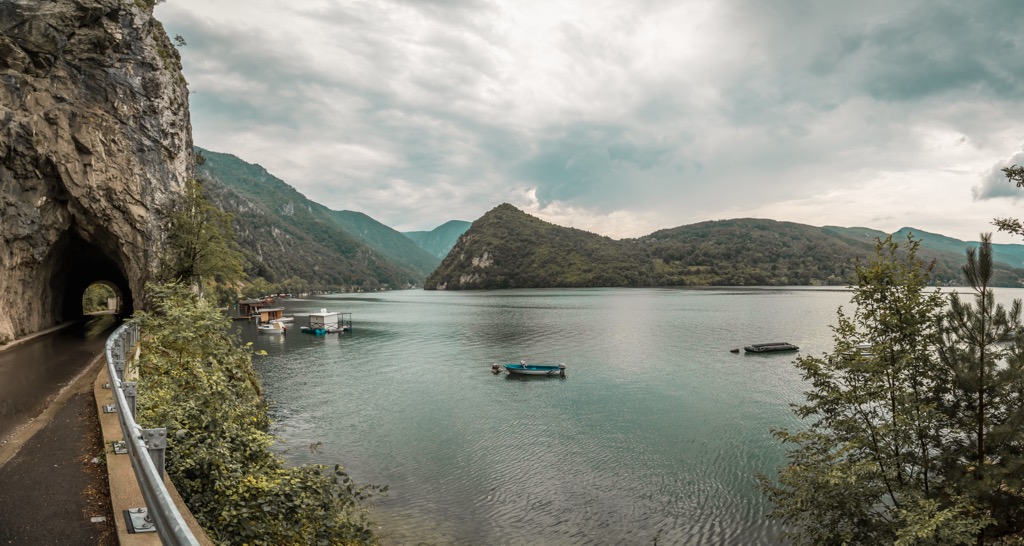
left=0, top=0, right=193, bottom=340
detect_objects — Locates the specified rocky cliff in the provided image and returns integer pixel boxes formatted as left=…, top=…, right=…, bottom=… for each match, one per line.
left=0, top=0, right=192, bottom=341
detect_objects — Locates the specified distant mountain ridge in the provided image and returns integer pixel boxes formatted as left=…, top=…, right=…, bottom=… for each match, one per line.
left=825, top=226, right=1024, bottom=268
left=195, top=147, right=438, bottom=289
left=403, top=220, right=471, bottom=259
left=328, top=209, right=441, bottom=276
left=426, top=204, right=1024, bottom=289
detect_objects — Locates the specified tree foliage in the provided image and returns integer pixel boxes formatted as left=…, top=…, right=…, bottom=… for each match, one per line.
left=994, top=165, right=1024, bottom=240
left=937, top=234, right=1024, bottom=542
left=759, top=234, right=1024, bottom=545
left=133, top=283, right=382, bottom=545
left=161, top=179, right=245, bottom=297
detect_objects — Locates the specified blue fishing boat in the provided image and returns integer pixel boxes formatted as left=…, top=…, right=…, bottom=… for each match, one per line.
left=500, top=360, right=566, bottom=377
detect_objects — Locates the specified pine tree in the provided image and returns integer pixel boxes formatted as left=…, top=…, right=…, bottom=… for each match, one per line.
left=937, top=233, right=1024, bottom=543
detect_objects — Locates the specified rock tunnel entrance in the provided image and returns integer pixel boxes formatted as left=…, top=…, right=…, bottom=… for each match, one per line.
left=0, top=0, right=196, bottom=342
left=54, top=230, right=134, bottom=322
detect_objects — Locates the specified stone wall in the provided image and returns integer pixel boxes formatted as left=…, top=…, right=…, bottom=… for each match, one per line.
left=0, top=0, right=192, bottom=341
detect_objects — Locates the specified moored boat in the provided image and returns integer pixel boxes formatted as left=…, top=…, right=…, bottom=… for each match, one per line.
left=258, top=322, right=286, bottom=335
left=303, top=310, right=353, bottom=335
left=743, top=342, right=798, bottom=353
left=502, top=360, right=566, bottom=377
left=299, top=325, right=351, bottom=335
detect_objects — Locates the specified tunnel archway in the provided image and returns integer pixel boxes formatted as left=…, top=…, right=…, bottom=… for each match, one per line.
left=82, top=281, right=123, bottom=315
left=52, top=229, right=135, bottom=323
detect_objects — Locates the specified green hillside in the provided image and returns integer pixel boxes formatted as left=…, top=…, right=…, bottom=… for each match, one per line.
left=425, top=204, right=653, bottom=289
left=195, top=148, right=425, bottom=289
left=403, top=220, right=471, bottom=259
left=641, top=219, right=875, bottom=285
left=327, top=210, right=440, bottom=278
left=426, top=206, right=1024, bottom=290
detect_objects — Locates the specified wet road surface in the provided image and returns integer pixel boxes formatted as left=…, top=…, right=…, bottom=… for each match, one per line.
left=0, top=315, right=118, bottom=441
left=0, top=315, right=119, bottom=544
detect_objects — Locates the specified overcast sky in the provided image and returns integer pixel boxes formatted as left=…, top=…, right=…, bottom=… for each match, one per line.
left=156, top=0, right=1024, bottom=242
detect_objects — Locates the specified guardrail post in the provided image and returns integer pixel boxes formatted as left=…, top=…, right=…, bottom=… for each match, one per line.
left=122, top=382, right=137, bottom=419
left=114, top=355, right=125, bottom=381
left=142, top=428, right=167, bottom=480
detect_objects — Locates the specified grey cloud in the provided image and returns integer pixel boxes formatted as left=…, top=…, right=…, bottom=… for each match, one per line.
left=157, top=0, right=1024, bottom=237
left=713, top=0, right=1024, bottom=125
left=387, top=0, right=493, bottom=13
left=974, top=151, right=1024, bottom=201
left=514, top=124, right=682, bottom=206
left=806, top=1, right=1024, bottom=102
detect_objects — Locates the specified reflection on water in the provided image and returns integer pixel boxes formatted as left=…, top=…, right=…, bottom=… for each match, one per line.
left=242, top=287, right=1024, bottom=545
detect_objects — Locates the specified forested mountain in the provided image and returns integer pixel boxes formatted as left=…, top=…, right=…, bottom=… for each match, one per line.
left=425, top=205, right=1024, bottom=290
left=403, top=220, right=471, bottom=259
left=195, top=148, right=429, bottom=289
left=425, top=204, right=652, bottom=289
left=640, top=219, right=874, bottom=286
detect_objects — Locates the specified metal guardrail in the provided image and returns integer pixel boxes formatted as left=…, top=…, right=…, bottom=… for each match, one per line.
left=105, top=322, right=200, bottom=545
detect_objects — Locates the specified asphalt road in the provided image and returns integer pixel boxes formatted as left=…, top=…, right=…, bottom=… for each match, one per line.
left=0, top=316, right=116, bottom=440
left=0, top=316, right=118, bottom=545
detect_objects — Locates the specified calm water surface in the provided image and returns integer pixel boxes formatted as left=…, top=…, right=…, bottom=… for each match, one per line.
left=239, top=287, right=1024, bottom=545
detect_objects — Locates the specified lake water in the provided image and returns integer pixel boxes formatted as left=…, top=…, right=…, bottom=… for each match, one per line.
left=238, top=287, right=1024, bottom=545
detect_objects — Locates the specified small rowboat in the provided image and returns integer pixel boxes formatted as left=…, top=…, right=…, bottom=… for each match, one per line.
left=501, top=361, right=566, bottom=377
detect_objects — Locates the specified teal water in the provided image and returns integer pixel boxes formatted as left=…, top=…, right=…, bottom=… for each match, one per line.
left=240, top=287, right=974, bottom=545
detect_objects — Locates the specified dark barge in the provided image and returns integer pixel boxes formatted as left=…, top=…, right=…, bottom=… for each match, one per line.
left=743, top=342, right=799, bottom=353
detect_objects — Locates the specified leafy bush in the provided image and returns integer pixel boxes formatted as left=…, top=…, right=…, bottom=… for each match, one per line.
left=134, top=283, right=382, bottom=545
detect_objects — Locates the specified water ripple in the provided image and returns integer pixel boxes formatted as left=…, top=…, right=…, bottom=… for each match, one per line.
left=238, top=288, right=854, bottom=545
